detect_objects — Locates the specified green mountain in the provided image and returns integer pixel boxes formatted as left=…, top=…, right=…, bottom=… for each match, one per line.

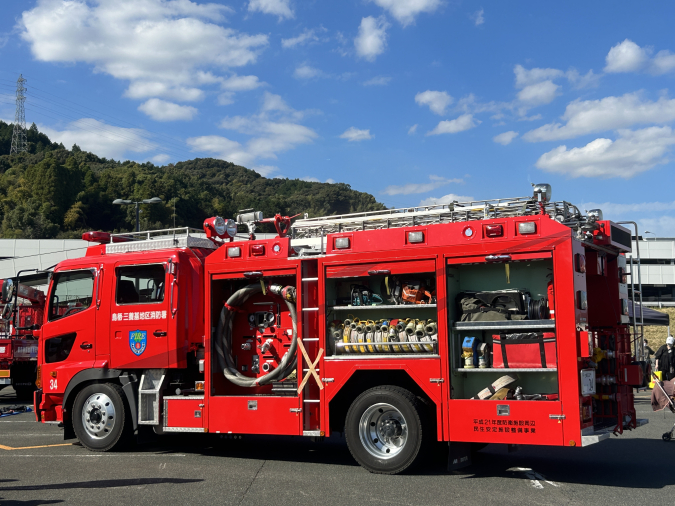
left=0, top=120, right=385, bottom=239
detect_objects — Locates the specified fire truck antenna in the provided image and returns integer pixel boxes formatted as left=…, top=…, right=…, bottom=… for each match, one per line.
left=10, top=74, right=28, bottom=155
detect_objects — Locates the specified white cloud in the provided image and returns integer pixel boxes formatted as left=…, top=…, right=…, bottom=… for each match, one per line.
left=138, top=98, right=197, bottom=121
left=427, top=114, right=480, bottom=135
left=293, top=64, right=323, bottom=80
left=605, top=39, right=650, bottom=73
left=523, top=92, right=675, bottom=142
left=579, top=200, right=675, bottom=216
left=415, top=90, right=453, bottom=115
left=636, top=216, right=675, bottom=238
left=354, top=16, right=389, bottom=62
left=493, top=131, right=519, bottom=145
left=39, top=118, right=156, bottom=160
left=187, top=135, right=253, bottom=166
left=363, top=76, right=392, bottom=86
left=369, top=0, right=442, bottom=26
left=124, top=82, right=204, bottom=101
left=340, top=127, right=372, bottom=142
left=408, top=124, right=418, bottom=135
left=419, top=193, right=473, bottom=206
left=151, top=154, right=171, bottom=164
left=281, top=27, right=326, bottom=48
left=535, top=126, right=675, bottom=178
left=221, top=74, right=263, bottom=91
left=516, top=80, right=559, bottom=106
left=471, top=8, right=484, bottom=26
left=301, top=176, right=336, bottom=183
left=217, top=92, right=235, bottom=105
left=248, top=0, right=294, bottom=20
left=566, top=69, right=601, bottom=89
left=514, top=64, right=564, bottom=88
left=383, top=175, right=464, bottom=196
left=652, top=50, right=675, bottom=75
left=252, top=165, right=279, bottom=176
left=188, top=92, right=317, bottom=167
left=20, top=0, right=268, bottom=103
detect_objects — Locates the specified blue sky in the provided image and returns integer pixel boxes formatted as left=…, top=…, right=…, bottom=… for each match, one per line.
left=1, top=0, right=675, bottom=235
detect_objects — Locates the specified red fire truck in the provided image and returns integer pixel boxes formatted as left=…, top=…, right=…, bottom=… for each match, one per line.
left=33, top=184, right=650, bottom=474
left=0, top=278, right=45, bottom=399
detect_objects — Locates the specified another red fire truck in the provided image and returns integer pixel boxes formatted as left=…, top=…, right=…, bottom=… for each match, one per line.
left=0, top=278, right=45, bottom=399
left=33, top=184, right=650, bottom=474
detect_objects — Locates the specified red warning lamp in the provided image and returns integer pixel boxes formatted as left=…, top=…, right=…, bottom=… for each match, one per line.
left=485, top=224, right=503, bottom=238
left=251, top=244, right=265, bottom=256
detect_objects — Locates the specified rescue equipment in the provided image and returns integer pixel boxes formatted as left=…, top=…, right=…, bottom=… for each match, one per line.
left=492, top=332, right=557, bottom=369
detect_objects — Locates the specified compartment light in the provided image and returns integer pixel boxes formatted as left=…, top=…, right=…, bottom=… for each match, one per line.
left=485, top=224, right=503, bottom=238
left=227, top=247, right=241, bottom=258
left=577, top=291, right=588, bottom=310
left=251, top=244, right=265, bottom=256
left=408, top=231, right=425, bottom=243
left=621, top=299, right=629, bottom=316
left=518, top=222, right=537, bottom=235
left=335, top=237, right=350, bottom=249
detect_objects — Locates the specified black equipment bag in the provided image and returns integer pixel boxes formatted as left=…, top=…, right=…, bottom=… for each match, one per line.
left=457, top=290, right=529, bottom=322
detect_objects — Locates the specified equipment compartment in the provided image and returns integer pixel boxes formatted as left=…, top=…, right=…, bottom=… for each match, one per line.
left=209, top=272, right=299, bottom=397
left=324, top=260, right=439, bottom=357
left=446, top=257, right=559, bottom=400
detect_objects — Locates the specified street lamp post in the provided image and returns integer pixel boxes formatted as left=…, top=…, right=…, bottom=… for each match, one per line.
left=644, top=230, right=656, bottom=241
left=113, top=197, right=162, bottom=232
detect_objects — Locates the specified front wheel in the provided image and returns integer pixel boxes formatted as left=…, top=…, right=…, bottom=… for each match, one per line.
left=72, top=382, right=131, bottom=451
left=345, top=385, right=428, bottom=474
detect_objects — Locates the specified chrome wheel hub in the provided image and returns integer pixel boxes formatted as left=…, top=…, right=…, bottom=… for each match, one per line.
left=81, top=393, right=115, bottom=439
left=359, top=403, right=408, bottom=459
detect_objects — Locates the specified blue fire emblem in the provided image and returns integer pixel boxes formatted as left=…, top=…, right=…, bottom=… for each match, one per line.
left=129, top=330, right=147, bottom=356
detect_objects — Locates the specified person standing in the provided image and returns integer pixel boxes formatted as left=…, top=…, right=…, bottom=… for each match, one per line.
left=655, top=336, right=675, bottom=381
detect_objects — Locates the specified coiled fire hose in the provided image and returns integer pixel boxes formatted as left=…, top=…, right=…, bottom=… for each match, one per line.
left=215, top=284, right=298, bottom=387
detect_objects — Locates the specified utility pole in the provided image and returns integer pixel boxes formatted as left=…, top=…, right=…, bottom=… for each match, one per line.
left=10, top=75, right=28, bottom=154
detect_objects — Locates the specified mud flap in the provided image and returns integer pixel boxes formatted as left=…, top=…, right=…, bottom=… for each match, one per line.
left=447, top=441, right=472, bottom=471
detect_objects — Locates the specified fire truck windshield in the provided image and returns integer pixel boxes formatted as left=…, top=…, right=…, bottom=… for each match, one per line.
left=48, top=270, right=95, bottom=321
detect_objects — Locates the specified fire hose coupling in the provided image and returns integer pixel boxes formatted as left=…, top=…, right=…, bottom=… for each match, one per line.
left=268, top=284, right=296, bottom=303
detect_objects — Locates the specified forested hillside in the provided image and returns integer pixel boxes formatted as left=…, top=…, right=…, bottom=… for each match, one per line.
left=0, top=121, right=385, bottom=239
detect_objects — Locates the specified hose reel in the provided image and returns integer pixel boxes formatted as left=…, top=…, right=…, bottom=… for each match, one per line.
left=215, top=283, right=298, bottom=388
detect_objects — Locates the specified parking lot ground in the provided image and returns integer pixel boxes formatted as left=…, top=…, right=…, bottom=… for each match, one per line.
left=1, top=386, right=674, bottom=505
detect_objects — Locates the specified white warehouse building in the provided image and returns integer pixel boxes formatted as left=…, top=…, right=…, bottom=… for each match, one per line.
left=628, top=238, right=675, bottom=307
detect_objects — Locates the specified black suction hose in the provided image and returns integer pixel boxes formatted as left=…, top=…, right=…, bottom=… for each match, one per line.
left=215, top=284, right=298, bottom=388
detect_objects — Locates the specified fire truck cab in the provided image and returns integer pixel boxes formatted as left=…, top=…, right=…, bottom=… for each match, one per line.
left=34, top=185, right=650, bottom=474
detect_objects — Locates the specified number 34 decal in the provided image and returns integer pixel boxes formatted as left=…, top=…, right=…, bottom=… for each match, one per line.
left=49, top=379, right=58, bottom=390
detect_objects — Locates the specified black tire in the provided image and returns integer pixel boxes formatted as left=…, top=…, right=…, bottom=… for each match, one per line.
left=345, top=385, right=428, bottom=474
left=72, top=382, right=132, bottom=451
left=663, top=432, right=672, bottom=442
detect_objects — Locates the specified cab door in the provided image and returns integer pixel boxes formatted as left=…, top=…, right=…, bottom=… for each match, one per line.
left=40, top=268, right=98, bottom=396
left=109, top=261, right=171, bottom=369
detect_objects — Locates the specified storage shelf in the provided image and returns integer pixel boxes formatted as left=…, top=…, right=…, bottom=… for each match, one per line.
left=331, top=304, right=437, bottom=311
left=454, top=367, right=557, bottom=373
left=453, top=319, right=555, bottom=331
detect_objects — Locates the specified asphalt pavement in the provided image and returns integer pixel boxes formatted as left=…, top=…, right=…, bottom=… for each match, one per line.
left=1, top=386, right=674, bottom=506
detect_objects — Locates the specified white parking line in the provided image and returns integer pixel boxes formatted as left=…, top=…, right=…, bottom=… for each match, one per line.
left=509, top=467, right=559, bottom=489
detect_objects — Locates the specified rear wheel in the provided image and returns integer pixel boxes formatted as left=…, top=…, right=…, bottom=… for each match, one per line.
left=345, top=385, right=428, bottom=474
left=72, top=383, right=131, bottom=451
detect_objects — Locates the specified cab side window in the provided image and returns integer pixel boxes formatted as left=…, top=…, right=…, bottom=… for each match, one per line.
left=116, top=265, right=166, bottom=305
left=48, top=270, right=95, bottom=321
